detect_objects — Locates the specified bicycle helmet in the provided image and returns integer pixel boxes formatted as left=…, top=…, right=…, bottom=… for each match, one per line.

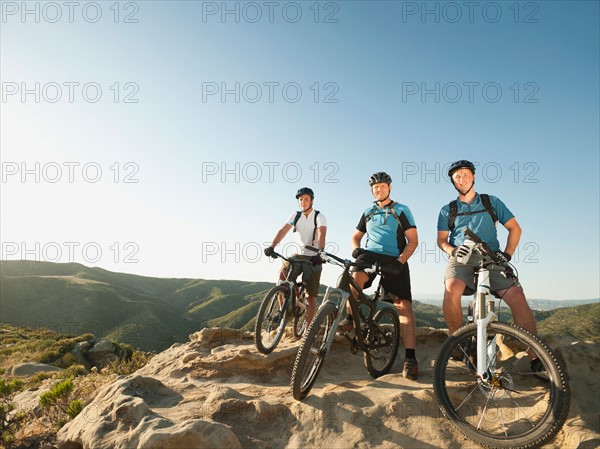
left=295, top=187, right=314, bottom=199
left=368, top=172, right=392, bottom=186
left=448, top=160, right=476, bottom=178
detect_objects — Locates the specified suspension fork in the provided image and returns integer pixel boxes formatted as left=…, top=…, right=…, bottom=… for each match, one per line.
left=475, top=268, right=497, bottom=380
left=318, top=286, right=350, bottom=353
left=276, top=279, right=295, bottom=314
left=340, top=273, right=376, bottom=348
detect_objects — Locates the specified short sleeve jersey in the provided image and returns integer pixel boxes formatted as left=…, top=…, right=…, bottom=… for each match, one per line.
left=437, top=193, right=514, bottom=252
left=356, top=201, right=416, bottom=257
left=285, top=210, right=327, bottom=256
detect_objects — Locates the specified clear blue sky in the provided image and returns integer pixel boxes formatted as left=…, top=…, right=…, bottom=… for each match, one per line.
left=1, top=1, right=598, bottom=300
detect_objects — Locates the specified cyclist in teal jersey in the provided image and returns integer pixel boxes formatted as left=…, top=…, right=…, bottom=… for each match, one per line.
left=436, top=160, right=538, bottom=340
left=347, top=172, right=420, bottom=380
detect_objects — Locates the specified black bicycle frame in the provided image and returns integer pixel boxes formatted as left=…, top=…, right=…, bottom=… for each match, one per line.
left=336, top=267, right=383, bottom=350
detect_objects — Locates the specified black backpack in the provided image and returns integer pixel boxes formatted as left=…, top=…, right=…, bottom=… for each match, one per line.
left=292, top=210, right=320, bottom=243
left=448, top=194, right=498, bottom=231
left=364, top=201, right=404, bottom=232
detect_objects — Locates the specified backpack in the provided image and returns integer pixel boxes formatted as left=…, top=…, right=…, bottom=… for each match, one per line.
left=292, top=210, right=320, bottom=244
left=364, top=201, right=404, bottom=232
left=448, top=194, right=498, bottom=231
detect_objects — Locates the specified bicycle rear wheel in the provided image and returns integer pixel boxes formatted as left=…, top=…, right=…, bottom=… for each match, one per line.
left=293, top=303, right=306, bottom=338
left=254, top=285, right=288, bottom=354
left=290, top=302, right=337, bottom=400
left=434, top=322, right=570, bottom=449
left=363, top=307, right=400, bottom=378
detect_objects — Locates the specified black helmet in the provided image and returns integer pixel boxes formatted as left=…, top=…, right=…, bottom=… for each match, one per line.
left=368, top=172, right=392, bottom=186
left=448, top=160, right=476, bottom=178
left=295, top=187, right=314, bottom=199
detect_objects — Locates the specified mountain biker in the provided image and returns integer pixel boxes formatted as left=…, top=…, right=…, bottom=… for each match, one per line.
left=345, top=172, right=420, bottom=380
left=436, top=160, right=541, bottom=368
left=264, top=187, right=327, bottom=326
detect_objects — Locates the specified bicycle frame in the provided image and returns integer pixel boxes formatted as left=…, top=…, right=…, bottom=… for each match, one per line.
left=275, top=277, right=304, bottom=314
left=275, top=255, right=309, bottom=315
left=473, top=265, right=498, bottom=381
left=317, top=265, right=396, bottom=356
left=461, top=229, right=513, bottom=382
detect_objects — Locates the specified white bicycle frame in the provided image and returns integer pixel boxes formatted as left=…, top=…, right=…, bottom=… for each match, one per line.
left=473, top=265, right=498, bottom=381
left=276, top=278, right=304, bottom=313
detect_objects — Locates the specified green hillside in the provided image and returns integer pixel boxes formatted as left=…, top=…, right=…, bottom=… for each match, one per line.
left=538, top=302, right=600, bottom=341
left=2, top=261, right=598, bottom=352
left=0, top=323, right=95, bottom=375
left=0, top=261, right=272, bottom=351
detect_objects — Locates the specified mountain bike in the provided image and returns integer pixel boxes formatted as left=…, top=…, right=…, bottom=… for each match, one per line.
left=291, top=246, right=401, bottom=400
left=254, top=252, right=310, bottom=354
left=434, top=229, right=570, bottom=449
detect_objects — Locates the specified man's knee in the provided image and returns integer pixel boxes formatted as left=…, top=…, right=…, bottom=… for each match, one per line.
left=352, top=272, right=368, bottom=289
left=445, top=277, right=466, bottom=294
left=498, top=286, right=527, bottom=305
left=393, top=298, right=412, bottom=310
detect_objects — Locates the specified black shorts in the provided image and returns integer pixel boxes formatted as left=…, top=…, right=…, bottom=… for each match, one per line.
left=354, top=251, right=412, bottom=302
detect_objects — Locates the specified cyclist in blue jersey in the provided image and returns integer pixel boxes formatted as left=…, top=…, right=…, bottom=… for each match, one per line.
left=436, top=160, right=538, bottom=339
left=345, top=172, right=420, bottom=380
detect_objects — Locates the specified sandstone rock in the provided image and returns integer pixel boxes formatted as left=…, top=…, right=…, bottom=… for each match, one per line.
left=9, top=363, right=63, bottom=378
left=54, top=327, right=600, bottom=449
left=189, top=327, right=249, bottom=347
left=87, top=338, right=117, bottom=367
left=56, top=375, right=241, bottom=449
left=13, top=381, right=54, bottom=417
left=70, top=341, right=92, bottom=370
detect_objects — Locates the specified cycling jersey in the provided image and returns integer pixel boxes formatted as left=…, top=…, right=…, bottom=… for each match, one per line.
left=356, top=201, right=416, bottom=257
left=437, top=193, right=514, bottom=252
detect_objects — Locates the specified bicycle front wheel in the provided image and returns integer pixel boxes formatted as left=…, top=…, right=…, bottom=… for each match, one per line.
left=434, top=322, right=570, bottom=449
left=363, top=307, right=400, bottom=378
left=290, top=302, right=337, bottom=400
left=254, top=285, right=288, bottom=354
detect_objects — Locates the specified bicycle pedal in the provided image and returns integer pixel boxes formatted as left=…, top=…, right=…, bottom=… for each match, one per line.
left=341, top=329, right=355, bottom=339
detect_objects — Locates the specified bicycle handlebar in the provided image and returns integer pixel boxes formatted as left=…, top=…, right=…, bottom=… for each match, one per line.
left=270, top=251, right=289, bottom=262
left=463, top=229, right=502, bottom=265
left=306, top=246, right=402, bottom=277
left=270, top=252, right=315, bottom=266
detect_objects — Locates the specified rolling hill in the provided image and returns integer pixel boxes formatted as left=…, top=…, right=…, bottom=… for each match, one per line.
left=2, top=261, right=596, bottom=351
left=0, top=261, right=272, bottom=351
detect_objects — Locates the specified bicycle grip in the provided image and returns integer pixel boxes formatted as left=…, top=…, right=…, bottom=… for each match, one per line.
left=464, top=229, right=483, bottom=243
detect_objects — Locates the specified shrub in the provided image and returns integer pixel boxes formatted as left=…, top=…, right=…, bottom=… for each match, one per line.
left=108, top=350, right=154, bottom=375
left=113, top=342, right=134, bottom=359
left=64, top=364, right=88, bottom=378
left=36, top=350, right=61, bottom=364
left=30, top=371, right=57, bottom=384
left=0, top=378, right=25, bottom=444
left=39, top=376, right=82, bottom=429
left=66, top=400, right=84, bottom=420
left=56, top=352, right=77, bottom=369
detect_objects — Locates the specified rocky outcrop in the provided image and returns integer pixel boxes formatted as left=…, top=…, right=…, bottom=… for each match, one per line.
left=70, top=341, right=92, bottom=370
left=86, top=338, right=118, bottom=368
left=55, top=327, right=600, bottom=449
left=57, top=375, right=241, bottom=449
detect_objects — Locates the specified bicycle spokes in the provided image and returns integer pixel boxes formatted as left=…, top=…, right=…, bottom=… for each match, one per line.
left=435, top=323, right=570, bottom=448
left=255, top=286, right=288, bottom=354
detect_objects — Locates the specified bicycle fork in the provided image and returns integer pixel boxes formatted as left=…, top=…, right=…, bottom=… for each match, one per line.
left=276, top=279, right=296, bottom=316
left=319, top=286, right=350, bottom=355
left=474, top=268, right=498, bottom=381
